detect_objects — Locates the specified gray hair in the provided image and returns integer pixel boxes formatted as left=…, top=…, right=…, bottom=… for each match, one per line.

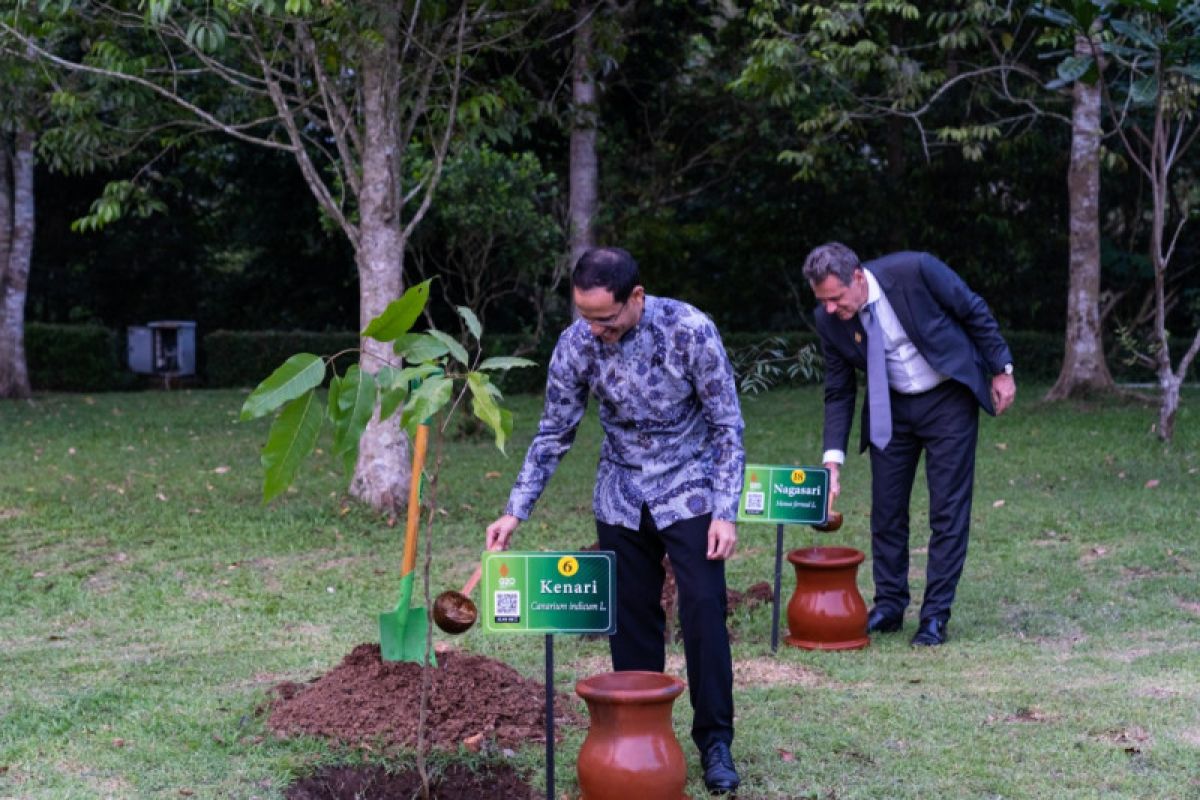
left=802, top=242, right=860, bottom=286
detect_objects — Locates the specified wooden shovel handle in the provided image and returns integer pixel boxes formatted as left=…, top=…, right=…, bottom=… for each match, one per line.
left=460, top=564, right=482, bottom=597
left=400, top=424, right=430, bottom=578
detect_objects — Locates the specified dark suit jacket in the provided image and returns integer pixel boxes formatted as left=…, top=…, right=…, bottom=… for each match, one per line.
left=814, top=251, right=1014, bottom=455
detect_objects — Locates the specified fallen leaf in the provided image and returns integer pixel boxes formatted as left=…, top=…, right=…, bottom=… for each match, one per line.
left=995, top=442, right=1007, bottom=451
left=33, top=571, right=47, bottom=578
left=992, top=499, right=1006, bottom=508
left=179, top=790, right=195, bottom=797
left=1145, top=479, right=1160, bottom=489
left=463, top=732, right=485, bottom=753
left=777, top=748, right=796, bottom=762
left=485, top=471, right=502, bottom=479
left=212, top=466, right=231, bottom=474
left=112, top=738, right=126, bottom=748
left=1091, top=546, right=1108, bottom=557
left=1118, top=471, right=1127, bottom=479
left=156, top=492, right=168, bottom=502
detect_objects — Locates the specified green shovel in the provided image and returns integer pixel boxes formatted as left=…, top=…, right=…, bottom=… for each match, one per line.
left=379, top=422, right=435, bottom=664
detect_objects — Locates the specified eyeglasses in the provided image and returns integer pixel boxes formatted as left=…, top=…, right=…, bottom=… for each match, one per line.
left=580, top=298, right=629, bottom=330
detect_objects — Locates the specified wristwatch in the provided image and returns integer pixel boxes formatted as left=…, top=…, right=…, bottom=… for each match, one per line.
left=1000, top=363, right=1014, bottom=376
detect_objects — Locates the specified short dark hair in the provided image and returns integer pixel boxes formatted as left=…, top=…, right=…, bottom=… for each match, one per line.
left=572, top=247, right=640, bottom=302
left=802, top=242, right=860, bottom=286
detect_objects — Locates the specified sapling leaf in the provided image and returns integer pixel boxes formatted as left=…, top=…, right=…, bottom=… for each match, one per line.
left=393, top=333, right=451, bottom=363
left=380, top=384, right=409, bottom=422
left=477, top=356, right=537, bottom=371
left=467, top=372, right=512, bottom=453
left=361, top=279, right=433, bottom=342
left=427, top=330, right=469, bottom=366
left=400, top=375, right=453, bottom=433
left=331, top=367, right=377, bottom=473
left=261, top=389, right=324, bottom=503
left=457, top=306, right=483, bottom=341
left=326, top=374, right=344, bottom=421
left=241, top=353, right=325, bottom=421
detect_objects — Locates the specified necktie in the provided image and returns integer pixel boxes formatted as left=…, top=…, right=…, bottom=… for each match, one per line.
left=863, top=302, right=891, bottom=450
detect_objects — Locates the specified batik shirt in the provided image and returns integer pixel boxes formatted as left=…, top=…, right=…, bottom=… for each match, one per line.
left=505, top=295, right=745, bottom=530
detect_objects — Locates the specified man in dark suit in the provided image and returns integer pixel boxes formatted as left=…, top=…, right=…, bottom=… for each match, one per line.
left=802, top=242, right=1016, bottom=646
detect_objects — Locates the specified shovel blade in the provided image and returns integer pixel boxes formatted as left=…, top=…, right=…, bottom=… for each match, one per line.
left=379, top=606, right=436, bottom=665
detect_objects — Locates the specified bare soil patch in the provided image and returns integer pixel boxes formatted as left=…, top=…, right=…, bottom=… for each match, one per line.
left=268, top=644, right=581, bottom=751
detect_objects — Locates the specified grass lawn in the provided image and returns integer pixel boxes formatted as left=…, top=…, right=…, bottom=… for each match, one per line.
left=1, top=385, right=1198, bottom=799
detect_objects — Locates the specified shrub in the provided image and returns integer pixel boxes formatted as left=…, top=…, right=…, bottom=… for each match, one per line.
left=203, top=330, right=360, bottom=388
left=26, top=323, right=129, bottom=392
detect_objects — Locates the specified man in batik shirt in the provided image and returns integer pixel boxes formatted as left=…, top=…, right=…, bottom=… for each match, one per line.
left=486, top=247, right=745, bottom=795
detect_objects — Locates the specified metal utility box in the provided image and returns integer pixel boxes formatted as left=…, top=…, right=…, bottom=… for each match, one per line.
left=127, top=321, right=197, bottom=377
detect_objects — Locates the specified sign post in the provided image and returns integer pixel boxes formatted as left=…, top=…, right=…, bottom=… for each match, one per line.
left=737, top=464, right=829, bottom=651
left=482, top=551, right=616, bottom=800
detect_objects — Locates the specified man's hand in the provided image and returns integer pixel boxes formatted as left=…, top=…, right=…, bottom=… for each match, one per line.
left=991, top=373, right=1016, bottom=416
left=486, top=514, right=521, bottom=551
left=825, top=462, right=841, bottom=504
left=707, top=519, right=738, bottom=560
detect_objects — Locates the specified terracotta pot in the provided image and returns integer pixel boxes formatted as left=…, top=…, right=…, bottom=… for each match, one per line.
left=575, top=671, right=689, bottom=800
left=785, top=546, right=869, bottom=651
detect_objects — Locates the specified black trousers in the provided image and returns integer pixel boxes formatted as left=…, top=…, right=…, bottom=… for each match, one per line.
left=869, top=379, right=979, bottom=624
left=595, top=506, right=734, bottom=752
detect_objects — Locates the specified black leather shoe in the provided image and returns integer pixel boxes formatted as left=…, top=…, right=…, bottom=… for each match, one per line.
left=701, top=741, right=740, bottom=795
left=911, top=617, right=948, bottom=646
left=866, top=607, right=903, bottom=633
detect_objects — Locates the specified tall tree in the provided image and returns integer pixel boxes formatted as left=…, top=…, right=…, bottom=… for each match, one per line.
left=0, top=123, right=34, bottom=399
left=3, top=1, right=542, bottom=509
left=1046, top=26, right=1115, bottom=399
left=1046, top=0, right=1200, bottom=440
left=569, top=1, right=599, bottom=268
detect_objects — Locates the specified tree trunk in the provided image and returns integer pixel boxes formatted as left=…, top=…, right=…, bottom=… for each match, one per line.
left=347, top=22, right=410, bottom=513
left=568, top=2, right=598, bottom=269
left=1046, top=33, right=1113, bottom=401
left=1157, top=375, right=1180, bottom=441
left=0, top=128, right=34, bottom=400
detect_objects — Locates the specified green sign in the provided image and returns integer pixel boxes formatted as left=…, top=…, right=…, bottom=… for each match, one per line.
left=482, top=551, right=616, bottom=635
left=737, top=463, right=829, bottom=525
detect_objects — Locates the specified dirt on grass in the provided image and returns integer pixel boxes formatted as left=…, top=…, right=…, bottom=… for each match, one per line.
left=268, top=643, right=581, bottom=751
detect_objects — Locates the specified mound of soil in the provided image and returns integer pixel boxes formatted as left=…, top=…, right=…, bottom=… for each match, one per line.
left=283, top=762, right=532, bottom=800
left=269, top=644, right=581, bottom=751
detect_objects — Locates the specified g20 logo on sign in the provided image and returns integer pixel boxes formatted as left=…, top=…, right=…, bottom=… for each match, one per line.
left=557, top=556, right=579, bottom=577
left=791, top=469, right=807, bottom=484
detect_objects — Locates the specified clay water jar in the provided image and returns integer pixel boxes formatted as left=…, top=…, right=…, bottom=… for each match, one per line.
left=785, top=546, right=869, bottom=651
left=575, top=671, right=688, bottom=800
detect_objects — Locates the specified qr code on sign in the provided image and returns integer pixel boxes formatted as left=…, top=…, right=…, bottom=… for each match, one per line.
left=744, top=492, right=765, bottom=514
left=494, top=591, right=520, bottom=623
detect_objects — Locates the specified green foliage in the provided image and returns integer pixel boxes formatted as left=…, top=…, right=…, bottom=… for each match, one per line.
left=733, top=0, right=1028, bottom=178
left=728, top=335, right=823, bottom=394
left=406, top=145, right=562, bottom=331
left=24, top=322, right=129, bottom=392
left=239, top=353, right=326, bottom=421
left=71, top=180, right=168, bottom=232
left=241, top=282, right=535, bottom=502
